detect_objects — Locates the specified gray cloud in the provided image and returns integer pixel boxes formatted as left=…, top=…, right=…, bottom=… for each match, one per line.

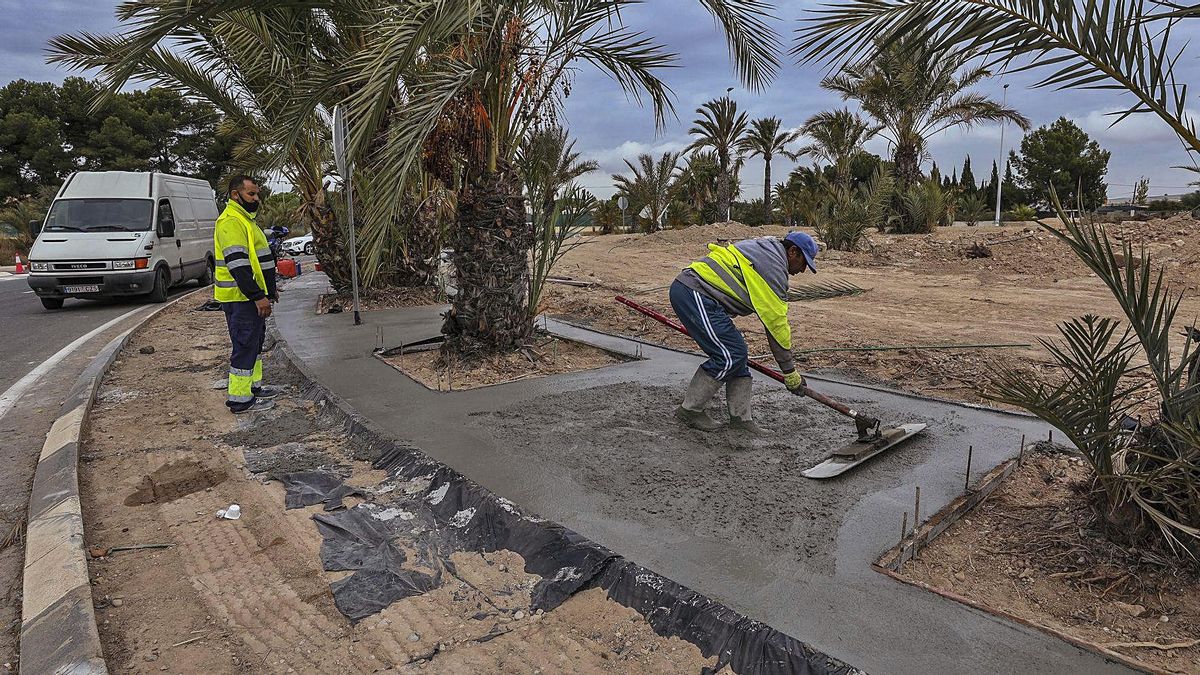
left=8, top=0, right=1200, bottom=201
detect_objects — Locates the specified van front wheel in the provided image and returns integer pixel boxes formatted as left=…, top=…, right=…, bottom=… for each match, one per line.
left=41, top=297, right=64, bottom=310
left=198, top=257, right=214, bottom=286
left=148, top=267, right=169, bottom=303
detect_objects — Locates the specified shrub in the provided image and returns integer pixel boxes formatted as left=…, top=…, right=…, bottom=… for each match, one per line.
left=1008, top=204, right=1038, bottom=221
left=986, top=202, right=1200, bottom=554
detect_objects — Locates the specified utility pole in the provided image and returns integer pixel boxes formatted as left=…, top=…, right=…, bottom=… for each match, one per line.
left=993, top=84, right=1010, bottom=227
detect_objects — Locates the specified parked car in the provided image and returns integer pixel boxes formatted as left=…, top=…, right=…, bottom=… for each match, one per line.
left=27, top=171, right=218, bottom=310
left=281, top=233, right=314, bottom=256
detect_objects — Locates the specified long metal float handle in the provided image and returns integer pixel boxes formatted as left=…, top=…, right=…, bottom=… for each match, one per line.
left=614, top=295, right=877, bottom=433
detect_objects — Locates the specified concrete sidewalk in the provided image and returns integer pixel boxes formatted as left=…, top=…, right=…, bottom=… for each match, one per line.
left=274, top=274, right=1131, bottom=675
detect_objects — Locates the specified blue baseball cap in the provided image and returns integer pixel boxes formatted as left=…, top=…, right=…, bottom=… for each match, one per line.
left=784, top=232, right=819, bottom=274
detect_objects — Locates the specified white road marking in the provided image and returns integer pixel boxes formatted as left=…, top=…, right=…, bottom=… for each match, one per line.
left=0, top=307, right=148, bottom=422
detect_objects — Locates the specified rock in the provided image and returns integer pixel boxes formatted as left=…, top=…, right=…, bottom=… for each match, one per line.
left=144, top=654, right=158, bottom=663
left=408, top=633, right=421, bottom=642
left=1113, top=601, right=1146, bottom=618
left=1019, top=567, right=1035, bottom=579
left=514, top=611, right=525, bottom=620
left=954, top=572, right=966, bottom=582
left=1172, top=239, right=1185, bottom=247
left=110, top=598, right=124, bottom=607
left=139, top=346, right=156, bottom=355
left=1160, top=615, right=1170, bottom=623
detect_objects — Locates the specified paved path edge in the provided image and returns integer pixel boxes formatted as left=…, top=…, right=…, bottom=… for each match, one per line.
left=19, top=288, right=208, bottom=675
left=266, top=317, right=864, bottom=675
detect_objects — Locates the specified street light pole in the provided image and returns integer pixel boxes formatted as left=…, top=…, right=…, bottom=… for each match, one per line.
left=993, top=83, right=1010, bottom=227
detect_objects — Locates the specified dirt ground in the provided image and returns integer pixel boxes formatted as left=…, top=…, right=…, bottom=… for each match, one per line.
left=545, top=217, right=1200, bottom=409
left=898, top=447, right=1200, bottom=674
left=381, top=332, right=629, bottom=390
left=80, top=299, right=719, bottom=674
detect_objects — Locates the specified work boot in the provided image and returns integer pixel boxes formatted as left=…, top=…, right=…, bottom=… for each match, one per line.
left=251, top=384, right=284, bottom=400
left=231, top=398, right=275, bottom=415
left=675, top=368, right=723, bottom=432
left=726, top=376, right=765, bottom=435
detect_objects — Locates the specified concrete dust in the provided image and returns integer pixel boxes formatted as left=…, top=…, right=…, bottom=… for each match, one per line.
left=481, top=381, right=952, bottom=573
left=80, top=297, right=720, bottom=674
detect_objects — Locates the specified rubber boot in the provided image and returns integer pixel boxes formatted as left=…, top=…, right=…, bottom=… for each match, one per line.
left=726, top=376, right=765, bottom=435
left=675, top=368, right=723, bottom=432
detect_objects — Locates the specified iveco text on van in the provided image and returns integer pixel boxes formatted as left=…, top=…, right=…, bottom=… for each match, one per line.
left=27, top=171, right=218, bottom=309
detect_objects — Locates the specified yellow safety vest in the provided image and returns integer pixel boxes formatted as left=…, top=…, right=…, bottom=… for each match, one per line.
left=687, top=243, right=792, bottom=351
left=213, top=201, right=270, bottom=303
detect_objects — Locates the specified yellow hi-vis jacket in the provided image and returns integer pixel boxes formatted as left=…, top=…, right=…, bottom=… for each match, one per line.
left=687, top=242, right=793, bottom=354
left=214, top=201, right=271, bottom=303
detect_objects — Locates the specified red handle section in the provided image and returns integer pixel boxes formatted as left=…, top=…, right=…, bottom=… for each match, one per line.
left=614, top=295, right=858, bottom=420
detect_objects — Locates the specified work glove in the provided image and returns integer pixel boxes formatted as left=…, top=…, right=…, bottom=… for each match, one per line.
left=783, top=370, right=806, bottom=393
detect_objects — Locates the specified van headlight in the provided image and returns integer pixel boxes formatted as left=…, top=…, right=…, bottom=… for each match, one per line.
left=31, top=261, right=48, bottom=272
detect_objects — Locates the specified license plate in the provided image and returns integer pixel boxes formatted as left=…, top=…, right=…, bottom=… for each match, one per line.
left=63, top=285, right=101, bottom=294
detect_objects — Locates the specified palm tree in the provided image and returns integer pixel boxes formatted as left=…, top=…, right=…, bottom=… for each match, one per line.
left=798, top=109, right=879, bottom=187
left=49, top=6, right=370, bottom=290
left=612, top=152, right=682, bottom=232
left=818, top=34, right=1030, bottom=188
left=793, top=1, right=1200, bottom=161
left=517, top=127, right=598, bottom=222
left=686, top=97, right=750, bottom=223
left=70, top=1, right=780, bottom=353
left=676, top=151, right=723, bottom=224
left=738, top=116, right=800, bottom=221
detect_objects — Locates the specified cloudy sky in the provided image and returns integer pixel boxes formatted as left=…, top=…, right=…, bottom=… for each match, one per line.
left=6, top=0, right=1200, bottom=202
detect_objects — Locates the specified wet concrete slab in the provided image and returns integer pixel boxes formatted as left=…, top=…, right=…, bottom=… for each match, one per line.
left=274, top=275, right=1133, bottom=675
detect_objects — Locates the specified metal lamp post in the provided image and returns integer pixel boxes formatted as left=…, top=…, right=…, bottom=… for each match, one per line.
left=332, top=105, right=363, bottom=326
left=992, top=84, right=1010, bottom=227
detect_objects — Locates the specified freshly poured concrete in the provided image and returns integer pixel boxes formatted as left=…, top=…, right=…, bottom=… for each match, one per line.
left=274, top=275, right=1133, bottom=675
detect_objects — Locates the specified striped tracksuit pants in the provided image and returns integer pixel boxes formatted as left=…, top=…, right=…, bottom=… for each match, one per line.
left=668, top=280, right=751, bottom=382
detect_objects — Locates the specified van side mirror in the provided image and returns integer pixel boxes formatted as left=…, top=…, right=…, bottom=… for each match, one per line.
left=28, top=219, right=41, bottom=236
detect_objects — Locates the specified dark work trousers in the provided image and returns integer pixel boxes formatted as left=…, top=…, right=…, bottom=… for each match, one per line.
left=669, top=279, right=751, bottom=382
left=222, top=301, right=266, bottom=410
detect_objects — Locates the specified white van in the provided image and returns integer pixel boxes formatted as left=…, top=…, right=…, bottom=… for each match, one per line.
left=28, top=171, right=218, bottom=309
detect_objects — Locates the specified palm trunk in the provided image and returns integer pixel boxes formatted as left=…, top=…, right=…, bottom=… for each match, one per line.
left=762, top=155, right=772, bottom=224
left=717, top=170, right=731, bottom=223
left=308, top=200, right=354, bottom=292
left=894, top=142, right=921, bottom=189
left=444, top=162, right=533, bottom=353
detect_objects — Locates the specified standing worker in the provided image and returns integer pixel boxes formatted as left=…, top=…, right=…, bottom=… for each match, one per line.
left=214, top=175, right=281, bottom=414
left=670, top=232, right=819, bottom=433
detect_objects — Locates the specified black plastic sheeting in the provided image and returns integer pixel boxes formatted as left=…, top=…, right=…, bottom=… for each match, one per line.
left=268, top=414, right=858, bottom=673
left=599, top=561, right=854, bottom=675
left=311, top=505, right=440, bottom=621
left=280, top=470, right=362, bottom=511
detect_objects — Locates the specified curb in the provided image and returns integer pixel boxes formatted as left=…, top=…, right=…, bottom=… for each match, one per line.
left=20, top=287, right=209, bottom=675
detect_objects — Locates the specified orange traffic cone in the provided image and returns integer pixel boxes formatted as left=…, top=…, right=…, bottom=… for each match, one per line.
left=14, top=255, right=25, bottom=274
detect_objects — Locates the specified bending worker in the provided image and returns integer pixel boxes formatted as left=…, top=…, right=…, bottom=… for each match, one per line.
left=214, top=175, right=281, bottom=414
left=669, top=232, right=819, bottom=433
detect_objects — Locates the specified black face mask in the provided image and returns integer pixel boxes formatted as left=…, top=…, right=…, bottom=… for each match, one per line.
left=234, top=193, right=259, bottom=213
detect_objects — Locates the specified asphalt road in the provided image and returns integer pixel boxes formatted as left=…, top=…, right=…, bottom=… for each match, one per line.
left=0, top=275, right=198, bottom=393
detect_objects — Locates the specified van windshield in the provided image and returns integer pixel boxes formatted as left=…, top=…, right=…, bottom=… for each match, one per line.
left=44, top=199, right=154, bottom=233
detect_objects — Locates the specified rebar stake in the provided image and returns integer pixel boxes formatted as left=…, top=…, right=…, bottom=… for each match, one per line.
left=1018, top=434, right=1026, bottom=466
left=1048, top=429, right=1054, bottom=443
left=913, top=486, right=921, bottom=559
left=965, top=445, right=974, bottom=492
left=900, top=511, right=908, bottom=552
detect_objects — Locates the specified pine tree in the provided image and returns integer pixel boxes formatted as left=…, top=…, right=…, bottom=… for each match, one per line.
left=986, top=160, right=1000, bottom=208
left=961, top=155, right=976, bottom=192
left=929, top=161, right=941, bottom=184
